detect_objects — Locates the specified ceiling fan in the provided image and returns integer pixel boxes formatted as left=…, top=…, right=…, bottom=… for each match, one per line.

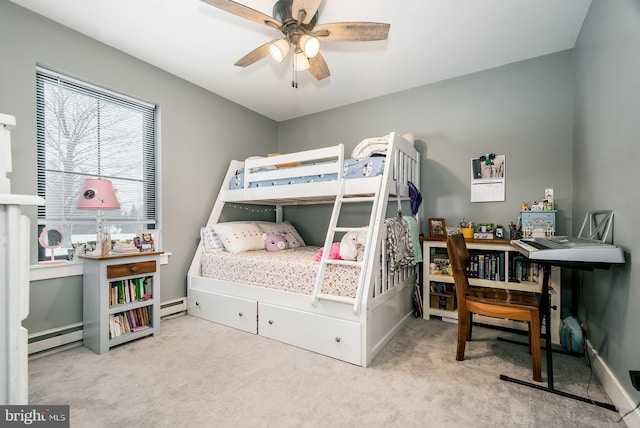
left=201, top=0, right=390, bottom=86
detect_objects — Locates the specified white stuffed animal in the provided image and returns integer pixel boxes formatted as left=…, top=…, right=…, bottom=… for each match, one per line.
left=339, top=230, right=368, bottom=261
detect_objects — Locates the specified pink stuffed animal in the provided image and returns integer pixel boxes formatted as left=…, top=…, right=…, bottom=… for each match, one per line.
left=313, top=242, right=342, bottom=261
left=263, top=233, right=289, bottom=252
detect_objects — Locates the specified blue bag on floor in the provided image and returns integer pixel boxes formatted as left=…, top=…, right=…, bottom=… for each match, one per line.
left=559, top=315, right=584, bottom=354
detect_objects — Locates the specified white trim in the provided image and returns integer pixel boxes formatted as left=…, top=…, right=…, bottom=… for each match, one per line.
left=29, top=252, right=171, bottom=281
left=586, top=339, right=640, bottom=427
left=160, top=297, right=188, bottom=319
left=28, top=322, right=83, bottom=358
left=27, top=297, right=187, bottom=358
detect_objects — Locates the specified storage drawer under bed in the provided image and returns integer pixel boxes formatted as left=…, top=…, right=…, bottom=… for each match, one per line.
left=258, top=303, right=361, bottom=365
left=189, top=289, right=257, bottom=334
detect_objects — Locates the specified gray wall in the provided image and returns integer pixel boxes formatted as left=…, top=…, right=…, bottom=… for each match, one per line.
left=573, top=0, right=640, bottom=405
left=279, top=52, right=575, bottom=241
left=4, top=0, right=638, bottom=408
left=0, top=2, right=278, bottom=330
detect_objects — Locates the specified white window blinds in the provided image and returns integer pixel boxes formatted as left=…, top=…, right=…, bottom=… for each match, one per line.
left=36, top=67, right=157, bottom=255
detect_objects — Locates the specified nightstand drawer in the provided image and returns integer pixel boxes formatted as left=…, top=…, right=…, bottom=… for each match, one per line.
left=107, top=260, right=156, bottom=279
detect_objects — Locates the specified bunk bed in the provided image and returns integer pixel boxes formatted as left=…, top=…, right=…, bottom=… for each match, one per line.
left=187, top=132, right=421, bottom=367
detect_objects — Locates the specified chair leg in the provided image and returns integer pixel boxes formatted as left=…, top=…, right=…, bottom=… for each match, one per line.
left=457, top=311, right=469, bottom=361
left=529, top=312, right=542, bottom=382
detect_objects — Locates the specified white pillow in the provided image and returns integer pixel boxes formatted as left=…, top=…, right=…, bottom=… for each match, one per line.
left=351, top=133, right=415, bottom=159
left=257, top=221, right=306, bottom=248
left=200, top=227, right=226, bottom=253
left=213, top=222, right=265, bottom=253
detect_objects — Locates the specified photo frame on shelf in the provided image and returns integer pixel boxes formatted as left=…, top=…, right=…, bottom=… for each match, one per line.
left=428, top=218, right=446, bottom=237
left=135, top=230, right=157, bottom=252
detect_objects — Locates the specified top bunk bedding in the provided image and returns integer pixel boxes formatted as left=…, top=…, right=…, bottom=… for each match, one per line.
left=229, top=156, right=385, bottom=189
left=217, top=132, right=419, bottom=205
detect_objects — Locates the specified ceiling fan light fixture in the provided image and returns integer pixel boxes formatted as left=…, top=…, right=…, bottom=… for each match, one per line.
left=299, top=34, right=320, bottom=58
left=269, top=39, right=290, bottom=63
left=293, top=51, right=310, bottom=71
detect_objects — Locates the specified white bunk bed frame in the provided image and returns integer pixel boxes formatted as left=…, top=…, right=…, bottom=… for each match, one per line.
left=187, top=132, right=420, bottom=367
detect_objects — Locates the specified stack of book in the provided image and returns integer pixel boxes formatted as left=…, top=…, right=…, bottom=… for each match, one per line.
left=109, top=307, right=151, bottom=338
left=112, top=241, right=139, bottom=254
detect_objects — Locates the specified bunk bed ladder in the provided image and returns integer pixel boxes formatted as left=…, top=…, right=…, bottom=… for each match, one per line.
left=311, top=175, right=384, bottom=314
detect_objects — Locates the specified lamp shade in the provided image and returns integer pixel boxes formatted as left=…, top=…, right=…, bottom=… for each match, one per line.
left=76, top=178, right=120, bottom=209
left=293, top=52, right=310, bottom=71
left=299, top=35, right=320, bottom=58
left=269, top=39, right=290, bottom=63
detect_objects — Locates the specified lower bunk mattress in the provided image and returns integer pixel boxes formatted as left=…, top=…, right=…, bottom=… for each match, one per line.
left=200, top=246, right=360, bottom=298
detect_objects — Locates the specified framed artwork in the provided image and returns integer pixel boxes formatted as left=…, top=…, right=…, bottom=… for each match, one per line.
left=135, top=230, right=157, bottom=252
left=428, top=218, right=446, bottom=237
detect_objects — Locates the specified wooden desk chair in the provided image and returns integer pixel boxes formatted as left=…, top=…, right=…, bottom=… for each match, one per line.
left=446, top=233, right=542, bottom=382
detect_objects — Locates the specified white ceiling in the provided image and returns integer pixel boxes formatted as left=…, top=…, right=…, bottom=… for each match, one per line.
left=10, top=0, right=592, bottom=122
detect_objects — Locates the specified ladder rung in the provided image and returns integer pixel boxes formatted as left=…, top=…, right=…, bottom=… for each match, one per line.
left=332, top=226, right=369, bottom=233
left=339, top=196, right=375, bottom=203
left=315, top=293, right=355, bottom=304
left=322, top=259, right=362, bottom=267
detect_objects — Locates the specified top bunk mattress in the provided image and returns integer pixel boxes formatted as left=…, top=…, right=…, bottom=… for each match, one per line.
left=229, top=156, right=385, bottom=189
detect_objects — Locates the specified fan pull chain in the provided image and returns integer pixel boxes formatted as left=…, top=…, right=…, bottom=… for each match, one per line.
left=291, top=55, right=298, bottom=88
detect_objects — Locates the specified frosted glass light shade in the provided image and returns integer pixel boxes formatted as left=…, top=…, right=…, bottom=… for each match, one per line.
left=76, top=178, right=120, bottom=209
left=299, top=35, right=320, bottom=58
left=294, top=52, right=310, bottom=71
left=269, top=39, right=290, bottom=63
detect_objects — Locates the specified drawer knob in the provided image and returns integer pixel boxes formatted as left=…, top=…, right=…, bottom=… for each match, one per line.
left=268, top=320, right=273, bottom=325
left=335, top=337, right=341, bottom=343
left=238, top=312, right=243, bottom=317
left=195, top=301, right=199, bottom=306
left=129, top=265, right=140, bottom=273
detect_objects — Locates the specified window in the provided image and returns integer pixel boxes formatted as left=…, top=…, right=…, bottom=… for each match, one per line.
left=36, top=67, right=157, bottom=261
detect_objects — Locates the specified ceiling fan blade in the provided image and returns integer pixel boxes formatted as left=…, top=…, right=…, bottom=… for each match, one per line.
left=314, top=22, right=390, bottom=42
left=308, top=53, right=330, bottom=80
left=292, top=0, right=322, bottom=25
left=234, top=40, right=276, bottom=67
left=201, top=0, right=282, bottom=28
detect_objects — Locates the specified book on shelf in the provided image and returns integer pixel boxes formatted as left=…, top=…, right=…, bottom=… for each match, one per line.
left=465, top=251, right=506, bottom=282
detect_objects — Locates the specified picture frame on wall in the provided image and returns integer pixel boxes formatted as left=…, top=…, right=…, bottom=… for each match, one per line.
left=428, top=218, right=446, bottom=237
left=134, top=230, right=157, bottom=252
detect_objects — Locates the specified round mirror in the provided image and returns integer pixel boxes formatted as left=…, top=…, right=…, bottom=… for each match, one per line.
left=39, top=227, right=65, bottom=264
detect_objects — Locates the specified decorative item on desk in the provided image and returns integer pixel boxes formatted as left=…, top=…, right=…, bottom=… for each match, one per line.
left=38, top=227, right=65, bottom=264
left=472, top=223, right=495, bottom=239
left=459, top=218, right=474, bottom=239
left=76, top=178, right=120, bottom=256
left=544, top=188, right=554, bottom=210
left=135, top=230, right=157, bottom=252
left=428, top=218, right=446, bottom=237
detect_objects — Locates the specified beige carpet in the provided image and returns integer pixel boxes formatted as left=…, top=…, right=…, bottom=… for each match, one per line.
left=28, top=315, right=625, bottom=427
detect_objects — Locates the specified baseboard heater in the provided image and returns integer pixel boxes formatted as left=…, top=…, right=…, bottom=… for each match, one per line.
left=28, top=297, right=188, bottom=358
left=159, top=297, right=188, bottom=319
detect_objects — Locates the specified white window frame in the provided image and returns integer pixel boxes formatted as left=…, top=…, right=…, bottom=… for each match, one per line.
left=35, top=67, right=158, bottom=262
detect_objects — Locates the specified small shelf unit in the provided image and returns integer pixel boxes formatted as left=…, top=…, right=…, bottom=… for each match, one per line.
left=422, top=237, right=560, bottom=344
left=81, top=252, right=162, bottom=354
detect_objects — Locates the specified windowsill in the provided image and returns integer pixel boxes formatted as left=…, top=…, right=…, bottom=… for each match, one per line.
left=29, top=252, right=172, bottom=281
